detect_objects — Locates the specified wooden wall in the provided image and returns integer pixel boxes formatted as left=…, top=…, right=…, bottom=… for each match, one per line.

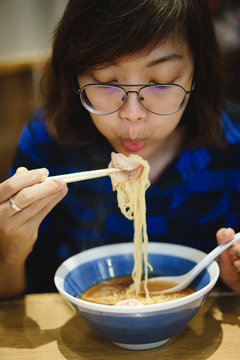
left=0, top=65, right=40, bottom=182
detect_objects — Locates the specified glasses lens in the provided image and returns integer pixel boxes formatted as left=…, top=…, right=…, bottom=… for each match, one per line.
left=81, top=85, right=126, bottom=114
left=139, top=84, right=186, bottom=115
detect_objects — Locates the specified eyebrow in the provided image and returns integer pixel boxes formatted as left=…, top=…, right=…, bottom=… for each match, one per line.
left=147, top=53, right=183, bottom=67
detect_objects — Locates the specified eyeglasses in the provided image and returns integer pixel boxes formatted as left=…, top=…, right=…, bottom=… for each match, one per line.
left=73, top=81, right=195, bottom=115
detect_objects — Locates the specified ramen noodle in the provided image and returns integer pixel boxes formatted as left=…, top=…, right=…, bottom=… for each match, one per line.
left=81, top=153, right=194, bottom=306
left=108, top=152, right=152, bottom=300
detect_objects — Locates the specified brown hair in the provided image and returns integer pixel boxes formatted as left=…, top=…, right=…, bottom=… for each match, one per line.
left=40, top=0, right=226, bottom=147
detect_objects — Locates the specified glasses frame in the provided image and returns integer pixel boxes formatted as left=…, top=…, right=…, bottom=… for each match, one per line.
left=73, top=79, right=195, bottom=116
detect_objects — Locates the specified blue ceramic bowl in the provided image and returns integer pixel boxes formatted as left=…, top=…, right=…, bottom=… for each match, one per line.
left=54, top=242, right=219, bottom=350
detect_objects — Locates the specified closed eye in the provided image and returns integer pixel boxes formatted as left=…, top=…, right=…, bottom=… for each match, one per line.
left=149, top=84, right=172, bottom=93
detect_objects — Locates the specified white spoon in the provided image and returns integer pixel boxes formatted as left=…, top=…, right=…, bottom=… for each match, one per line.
left=147, top=232, right=240, bottom=294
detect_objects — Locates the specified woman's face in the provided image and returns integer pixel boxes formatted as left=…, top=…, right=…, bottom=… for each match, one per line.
left=78, top=38, right=194, bottom=163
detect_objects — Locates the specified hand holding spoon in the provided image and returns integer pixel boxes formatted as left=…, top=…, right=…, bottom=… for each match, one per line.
left=147, top=232, right=240, bottom=294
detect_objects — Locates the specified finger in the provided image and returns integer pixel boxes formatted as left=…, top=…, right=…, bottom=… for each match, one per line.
left=0, top=187, right=68, bottom=242
left=233, top=259, right=240, bottom=272
left=230, top=242, right=240, bottom=257
left=13, top=180, right=67, bottom=211
left=216, top=228, right=235, bottom=265
left=0, top=168, right=49, bottom=203
left=4, top=180, right=67, bottom=217
left=13, top=186, right=68, bottom=226
left=216, top=227, right=235, bottom=245
left=15, top=167, right=28, bottom=174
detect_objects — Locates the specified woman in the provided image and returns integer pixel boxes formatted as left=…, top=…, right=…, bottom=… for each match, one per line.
left=0, top=0, right=240, bottom=297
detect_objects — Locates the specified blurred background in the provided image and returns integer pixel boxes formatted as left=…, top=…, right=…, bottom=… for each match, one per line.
left=0, top=0, right=239, bottom=182
left=0, top=0, right=68, bottom=182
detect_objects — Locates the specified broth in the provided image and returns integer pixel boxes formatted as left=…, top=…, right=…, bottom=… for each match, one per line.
left=81, top=275, right=194, bottom=305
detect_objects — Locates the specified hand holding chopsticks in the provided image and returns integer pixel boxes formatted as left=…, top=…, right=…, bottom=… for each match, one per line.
left=46, top=168, right=122, bottom=183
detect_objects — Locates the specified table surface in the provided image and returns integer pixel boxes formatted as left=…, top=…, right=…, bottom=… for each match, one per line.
left=0, top=291, right=239, bottom=360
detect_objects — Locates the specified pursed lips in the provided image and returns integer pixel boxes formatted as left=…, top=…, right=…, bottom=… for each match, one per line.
left=123, top=139, right=145, bottom=152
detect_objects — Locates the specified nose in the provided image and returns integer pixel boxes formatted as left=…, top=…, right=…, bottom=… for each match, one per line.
left=119, top=91, right=147, bottom=123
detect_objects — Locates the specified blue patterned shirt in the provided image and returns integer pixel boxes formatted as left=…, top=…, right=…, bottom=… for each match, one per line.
left=10, top=104, right=240, bottom=292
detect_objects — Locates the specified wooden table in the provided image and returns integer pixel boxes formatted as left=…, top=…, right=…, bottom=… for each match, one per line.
left=0, top=292, right=239, bottom=359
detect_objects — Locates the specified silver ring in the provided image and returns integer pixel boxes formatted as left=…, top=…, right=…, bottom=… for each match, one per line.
left=9, top=197, right=22, bottom=212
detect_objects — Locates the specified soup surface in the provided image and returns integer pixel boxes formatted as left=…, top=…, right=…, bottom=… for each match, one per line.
left=81, top=275, right=194, bottom=305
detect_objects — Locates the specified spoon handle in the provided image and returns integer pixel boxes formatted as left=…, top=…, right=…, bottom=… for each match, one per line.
left=188, top=232, right=240, bottom=281
left=160, top=232, right=240, bottom=293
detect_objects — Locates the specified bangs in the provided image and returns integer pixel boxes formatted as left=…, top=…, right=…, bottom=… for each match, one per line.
left=56, top=0, right=190, bottom=74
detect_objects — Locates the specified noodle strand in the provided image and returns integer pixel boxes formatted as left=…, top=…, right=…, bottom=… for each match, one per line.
left=115, top=154, right=152, bottom=298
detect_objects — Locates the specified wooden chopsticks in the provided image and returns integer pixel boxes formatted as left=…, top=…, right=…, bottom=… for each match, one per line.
left=46, top=168, right=122, bottom=183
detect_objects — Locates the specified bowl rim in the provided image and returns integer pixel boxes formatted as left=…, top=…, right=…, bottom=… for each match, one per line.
left=54, top=242, right=220, bottom=313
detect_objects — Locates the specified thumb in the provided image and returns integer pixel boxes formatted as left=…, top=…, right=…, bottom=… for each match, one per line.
left=216, top=227, right=235, bottom=245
